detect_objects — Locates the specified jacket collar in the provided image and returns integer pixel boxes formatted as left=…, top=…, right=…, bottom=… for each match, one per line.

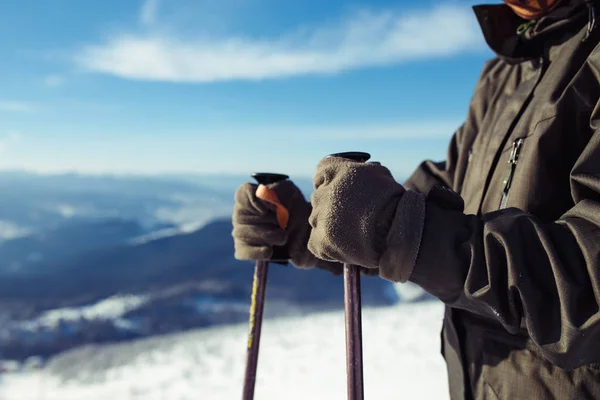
left=473, top=0, right=591, bottom=62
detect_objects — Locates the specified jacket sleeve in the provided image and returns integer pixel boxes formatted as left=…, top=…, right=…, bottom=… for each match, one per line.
left=399, top=127, right=600, bottom=371
left=403, top=59, right=498, bottom=194
left=402, top=128, right=463, bottom=193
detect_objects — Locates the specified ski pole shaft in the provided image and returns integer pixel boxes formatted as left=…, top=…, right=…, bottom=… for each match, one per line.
left=328, top=151, right=371, bottom=400
left=242, top=172, right=290, bottom=400
left=242, top=260, right=269, bottom=400
left=344, top=262, right=364, bottom=400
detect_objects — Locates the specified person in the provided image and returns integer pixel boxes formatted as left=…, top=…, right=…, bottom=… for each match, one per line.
left=232, top=0, right=600, bottom=398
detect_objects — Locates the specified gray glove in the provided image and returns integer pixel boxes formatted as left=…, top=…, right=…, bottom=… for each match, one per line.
left=232, top=180, right=343, bottom=275
left=308, top=156, right=424, bottom=281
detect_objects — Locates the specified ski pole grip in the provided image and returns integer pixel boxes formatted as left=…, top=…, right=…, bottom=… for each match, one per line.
left=327, top=151, right=371, bottom=162
left=252, top=172, right=290, bottom=185
left=251, top=172, right=290, bottom=263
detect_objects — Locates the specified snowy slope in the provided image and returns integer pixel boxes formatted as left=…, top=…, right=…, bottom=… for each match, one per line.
left=0, top=301, right=449, bottom=400
left=16, top=295, right=149, bottom=330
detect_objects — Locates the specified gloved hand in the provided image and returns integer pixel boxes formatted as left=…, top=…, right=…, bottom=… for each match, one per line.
left=308, top=156, right=427, bottom=282
left=232, top=180, right=343, bottom=275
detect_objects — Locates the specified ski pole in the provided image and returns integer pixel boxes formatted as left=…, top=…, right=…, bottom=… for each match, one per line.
left=327, top=152, right=371, bottom=400
left=242, top=172, right=290, bottom=400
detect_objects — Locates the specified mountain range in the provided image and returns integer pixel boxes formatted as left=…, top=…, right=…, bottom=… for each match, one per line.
left=0, top=171, right=421, bottom=363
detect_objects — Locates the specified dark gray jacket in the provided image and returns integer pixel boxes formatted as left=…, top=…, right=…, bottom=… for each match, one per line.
left=403, top=1, right=600, bottom=398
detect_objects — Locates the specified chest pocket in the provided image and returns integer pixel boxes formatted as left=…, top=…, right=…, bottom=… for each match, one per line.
left=460, top=63, right=544, bottom=216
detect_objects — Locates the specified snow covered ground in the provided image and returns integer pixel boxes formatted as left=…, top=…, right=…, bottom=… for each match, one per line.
left=0, top=300, right=449, bottom=400
left=15, top=295, right=149, bottom=331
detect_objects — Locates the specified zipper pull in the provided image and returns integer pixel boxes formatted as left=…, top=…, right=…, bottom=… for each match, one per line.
left=508, top=138, right=524, bottom=166
left=500, top=138, right=525, bottom=209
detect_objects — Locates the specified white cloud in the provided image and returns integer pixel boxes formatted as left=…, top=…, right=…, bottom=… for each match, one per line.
left=0, top=118, right=456, bottom=179
left=6, top=131, right=23, bottom=142
left=0, top=220, right=31, bottom=240
left=191, top=120, right=461, bottom=141
left=140, top=0, right=159, bottom=25
left=0, top=101, right=35, bottom=112
left=44, top=75, right=65, bottom=87
left=301, top=120, right=462, bottom=140
left=0, top=131, right=23, bottom=154
left=75, top=4, right=486, bottom=83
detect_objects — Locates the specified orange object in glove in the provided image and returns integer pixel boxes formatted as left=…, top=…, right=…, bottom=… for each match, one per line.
left=255, top=184, right=289, bottom=230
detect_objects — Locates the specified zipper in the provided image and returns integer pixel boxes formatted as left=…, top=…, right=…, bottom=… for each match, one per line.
left=499, top=138, right=525, bottom=209
left=516, top=19, right=538, bottom=37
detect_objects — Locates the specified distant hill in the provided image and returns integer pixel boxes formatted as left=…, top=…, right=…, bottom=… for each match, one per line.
left=0, top=171, right=421, bottom=363
left=0, top=219, right=396, bottom=311
left=0, top=218, right=152, bottom=276
left=0, top=217, right=400, bottom=362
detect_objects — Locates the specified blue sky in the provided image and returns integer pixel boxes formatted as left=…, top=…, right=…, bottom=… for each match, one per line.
left=0, top=0, right=498, bottom=179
